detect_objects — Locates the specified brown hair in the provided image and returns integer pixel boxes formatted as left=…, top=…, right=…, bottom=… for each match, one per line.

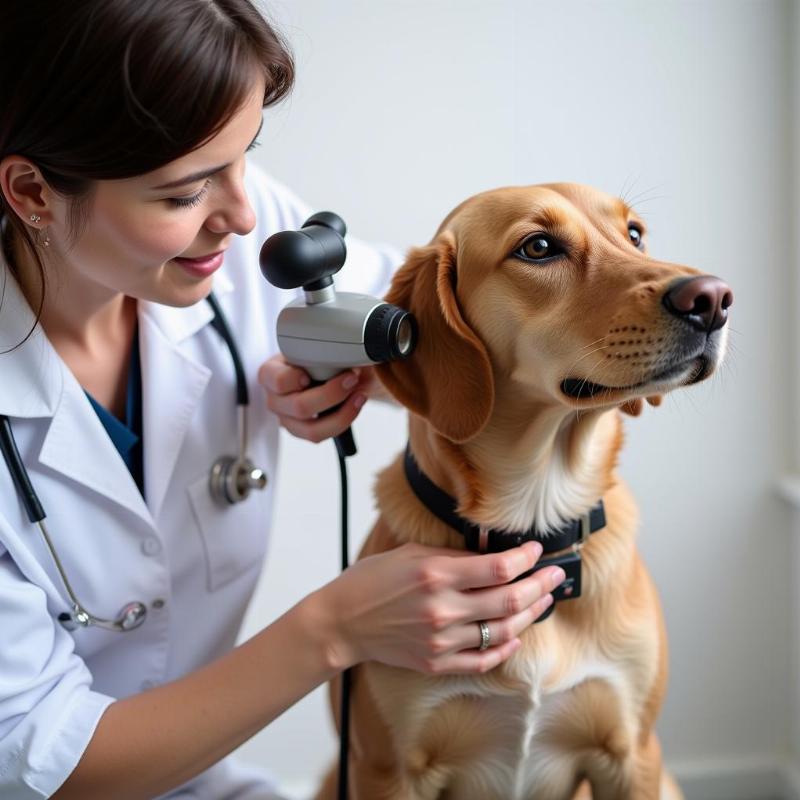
left=0, top=0, right=293, bottom=335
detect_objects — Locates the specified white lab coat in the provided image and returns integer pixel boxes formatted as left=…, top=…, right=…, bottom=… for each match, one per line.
left=0, top=163, right=399, bottom=799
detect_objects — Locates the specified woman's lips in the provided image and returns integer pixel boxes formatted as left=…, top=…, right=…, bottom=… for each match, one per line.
left=172, top=250, right=225, bottom=278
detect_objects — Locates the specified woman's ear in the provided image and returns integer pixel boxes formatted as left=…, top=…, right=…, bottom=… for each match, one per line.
left=376, top=231, right=494, bottom=443
left=0, top=156, right=51, bottom=225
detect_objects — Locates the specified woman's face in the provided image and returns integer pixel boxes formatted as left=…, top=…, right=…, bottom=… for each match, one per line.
left=47, top=79, right=265, bottom=308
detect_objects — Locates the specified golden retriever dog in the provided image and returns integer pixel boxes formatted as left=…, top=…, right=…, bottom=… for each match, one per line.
left=317, top=183, right=732, bottom=800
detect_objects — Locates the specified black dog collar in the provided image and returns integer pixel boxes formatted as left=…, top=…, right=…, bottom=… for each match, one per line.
left=403, top=445, right=606, bottom=621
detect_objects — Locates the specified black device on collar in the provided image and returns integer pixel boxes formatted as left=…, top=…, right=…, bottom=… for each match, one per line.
left=403, top=445, right=606, bottom=622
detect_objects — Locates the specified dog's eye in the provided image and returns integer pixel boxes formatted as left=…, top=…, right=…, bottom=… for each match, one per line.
left=628, top=224, right=644, bottom=249
left=515, top=235, right=563, bottom=262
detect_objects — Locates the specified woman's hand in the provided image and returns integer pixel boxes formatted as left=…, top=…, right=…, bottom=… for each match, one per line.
left=311, top=541, right=566, bottom=675
left=258, top=353, right=384, bottom=443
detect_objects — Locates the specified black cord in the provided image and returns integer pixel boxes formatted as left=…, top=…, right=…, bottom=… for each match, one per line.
left=205, top=293, right=249, bottom=406
left=337, top=451, right=351, bottom=800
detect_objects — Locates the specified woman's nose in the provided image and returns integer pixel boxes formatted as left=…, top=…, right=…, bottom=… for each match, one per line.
left=204, top=178, right=256, bottom=237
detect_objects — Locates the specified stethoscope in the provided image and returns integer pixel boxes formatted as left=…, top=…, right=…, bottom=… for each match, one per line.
left=0, top=292, right=267, bottom=633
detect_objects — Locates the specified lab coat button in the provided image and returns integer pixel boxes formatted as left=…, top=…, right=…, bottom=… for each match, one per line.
left=141, top=537, right=162, bottom=556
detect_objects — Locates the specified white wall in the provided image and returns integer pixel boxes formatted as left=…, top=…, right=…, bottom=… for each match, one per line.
left=236, top=0, right=795, bottom=794
left=788, top=0, right=800, bottom=770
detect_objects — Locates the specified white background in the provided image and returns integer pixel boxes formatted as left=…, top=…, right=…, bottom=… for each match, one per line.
left=236, top=0, right=796, bottom=796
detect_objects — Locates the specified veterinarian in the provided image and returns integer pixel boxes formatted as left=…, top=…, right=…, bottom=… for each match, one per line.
left=0, top=3, right=566, bottom=798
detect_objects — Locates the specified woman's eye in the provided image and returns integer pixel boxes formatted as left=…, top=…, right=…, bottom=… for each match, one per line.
left=515, top=235, right=563, bottom=262
left=628, top=223, right=644, bottom=249
left=169, top=181, right=211, bottom=209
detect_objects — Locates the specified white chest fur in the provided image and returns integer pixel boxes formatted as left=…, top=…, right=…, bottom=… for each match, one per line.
left=367, top=639, right=640, bottom=800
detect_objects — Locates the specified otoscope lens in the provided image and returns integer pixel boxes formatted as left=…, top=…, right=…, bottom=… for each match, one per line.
left=364, top=304, right=417, bottom=362
left=396, top=317, right=414, bottom=356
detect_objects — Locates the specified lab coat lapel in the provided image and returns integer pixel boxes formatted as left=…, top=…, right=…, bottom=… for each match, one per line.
left=1, top=255, right=234, bottom=526
left=38, top=370, right=155, bottom=527
left=0, top=268, right=155, bottom=527
left=138, top=286, right=230, bottom=520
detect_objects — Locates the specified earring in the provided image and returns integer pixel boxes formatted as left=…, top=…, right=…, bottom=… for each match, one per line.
left=42, top=229, right=50, bottom=248
left=29, top=214, right=41, bottom=224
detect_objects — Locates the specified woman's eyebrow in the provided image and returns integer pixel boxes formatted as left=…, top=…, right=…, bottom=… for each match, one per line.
left=154, top=164, right=227, bottom=190
left=152, top=118, right=264, bottom=191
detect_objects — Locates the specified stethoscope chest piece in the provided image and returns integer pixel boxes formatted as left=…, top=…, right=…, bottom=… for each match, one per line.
left=209, top=454, right=268, bottom=505
left=205, top=293, right=268, bottom=506
left=58, top=600, right=147, bottom=632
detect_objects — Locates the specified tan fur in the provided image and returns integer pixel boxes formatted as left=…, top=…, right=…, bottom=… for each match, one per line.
left=316, top=184, right=729, bottom=799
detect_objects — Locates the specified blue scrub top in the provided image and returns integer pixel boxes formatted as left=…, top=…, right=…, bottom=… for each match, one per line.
left=85, top=326, right=144, bottom=498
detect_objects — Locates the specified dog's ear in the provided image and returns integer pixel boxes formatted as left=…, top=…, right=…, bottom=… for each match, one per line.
left=377, top=231, right=494, bottom=442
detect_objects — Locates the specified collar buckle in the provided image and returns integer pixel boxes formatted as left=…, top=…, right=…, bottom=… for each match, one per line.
left=579, top=512, right=592, bottom=546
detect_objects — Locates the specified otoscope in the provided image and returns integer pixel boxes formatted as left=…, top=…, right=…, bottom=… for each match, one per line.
left=260, top=211, right=416, bottom=458
left=259, top=212, right=417, bottom=800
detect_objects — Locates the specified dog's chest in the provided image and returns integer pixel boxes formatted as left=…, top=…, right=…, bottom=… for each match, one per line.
left=370, top=646, right=636, bottom=800
left=449, top=656, right=634, bottom=799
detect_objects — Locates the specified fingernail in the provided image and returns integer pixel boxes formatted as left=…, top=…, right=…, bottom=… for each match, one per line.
left=342, top=372, right=359, bottom=390
left=540, top=593, right=553, bottom=609
left=551, top=568, right=566, bottom=587
left=353, top=393, right=367, bottom=409
left=300, top=374, right=311, bottom=388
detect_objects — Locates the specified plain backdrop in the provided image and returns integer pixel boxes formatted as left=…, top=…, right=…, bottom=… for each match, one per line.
left=233, top=0, right=796, bottom=796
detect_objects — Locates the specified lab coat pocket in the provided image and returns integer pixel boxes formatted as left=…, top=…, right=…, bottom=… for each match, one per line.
left=187, top=474, right=267, bottom=592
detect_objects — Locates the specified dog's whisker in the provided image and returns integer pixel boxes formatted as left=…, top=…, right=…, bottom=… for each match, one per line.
left=564, top=338, right=614, bottom=382
left=567, top=345, right=611, bottom=373
left=619, top=172, right=641, bottom=207
left=628, top=192, right=668, bottom=208
left=571, top=356, right=612, bottom=421
left=626, top=184, right=667, bottom=209
left=579, top=335, right=612, bottom=352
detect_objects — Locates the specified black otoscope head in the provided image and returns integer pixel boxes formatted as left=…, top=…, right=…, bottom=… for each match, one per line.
left=260, top=212, right=347, bottom=291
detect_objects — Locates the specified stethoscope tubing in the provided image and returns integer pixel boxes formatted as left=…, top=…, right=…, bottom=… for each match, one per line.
left=0, top=414, right=45, bottom=523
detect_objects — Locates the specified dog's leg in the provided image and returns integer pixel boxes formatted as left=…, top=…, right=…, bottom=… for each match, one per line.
left=314, top=760, right=407, bottom=800
left=569, top=780, right=592, bottom=800
left=626, top=731, right=665, bottom=800
left=569, top=767, right=683, bottom=800
left=659, top=769, right=685, bottom=800
left=314, top=663, right=410, bottom=800
left=582, top=730, right=682, bottom=800
left=314, top=763, right=338, bottom=800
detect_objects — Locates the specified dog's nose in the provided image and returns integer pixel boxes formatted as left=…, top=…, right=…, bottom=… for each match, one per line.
left=662, top=276, right=733, bottom=333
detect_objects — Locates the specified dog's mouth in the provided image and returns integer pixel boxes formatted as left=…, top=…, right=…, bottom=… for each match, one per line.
left=560, top=355, right=710, bottom=400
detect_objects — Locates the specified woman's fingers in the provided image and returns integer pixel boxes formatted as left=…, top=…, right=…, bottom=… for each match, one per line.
left=258, top=353, right=372, bottom=442
left=419, top=593, right=555, bottom=675
left=419, top=637, right=524, bottom=676
left=324, top=541, right=570, bottom=677
left=258, top=353, right=310, bottom=394
left=469, top=592, right=554, bottom=649
left=266, top=369, right=363, bottom=419
left=446, top=540, right=545, bottom=590
left=460, top=564, right=566, bottom=623
left=276, top=392, right=366, bottom=443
